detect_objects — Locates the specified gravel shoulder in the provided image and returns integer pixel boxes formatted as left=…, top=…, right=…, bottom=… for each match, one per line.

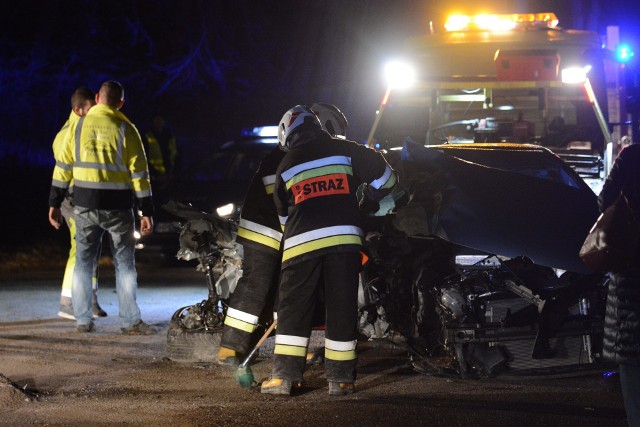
left=0, top=267, right=629, bottom=426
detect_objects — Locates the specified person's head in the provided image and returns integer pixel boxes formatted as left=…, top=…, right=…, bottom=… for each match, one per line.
left=277, top=105, right=322, bottom=151
left=151, top=114, right=166, bottom=134
left=310, top=102, right=348, bottom=138
left=70, top=86, right=96, bottom=117
left=96, top=80, right=125, bottom=109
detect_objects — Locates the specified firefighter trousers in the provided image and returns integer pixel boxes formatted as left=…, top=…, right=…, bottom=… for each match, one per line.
left=272, top=251, right=360, bottom=383
left=220, top=246, right=280, bottom=354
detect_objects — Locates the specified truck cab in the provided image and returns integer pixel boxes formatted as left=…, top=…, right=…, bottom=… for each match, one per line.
left=370, top=13, right=623, bottom=194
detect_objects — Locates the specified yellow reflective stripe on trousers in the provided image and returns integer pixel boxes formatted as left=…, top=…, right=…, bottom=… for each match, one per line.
left=324, top=338, right=357, bottom=361
left=223, top=307, right=258, bottom=333
left=274, top=334, right=308, bottom=358
left=282, top=235, right=361, bottom=263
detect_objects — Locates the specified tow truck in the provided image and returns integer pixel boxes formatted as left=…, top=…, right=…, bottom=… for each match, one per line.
left=368, top=12, right=633, bottom=194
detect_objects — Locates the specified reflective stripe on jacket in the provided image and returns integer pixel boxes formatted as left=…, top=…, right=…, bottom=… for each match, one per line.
left=50, top=104, right=153, bottom=215
left=52, top=111, right=79, bottom=189
left=236, top=146, right=284, bottom=253
left=274, top=130, right=397, bottom=267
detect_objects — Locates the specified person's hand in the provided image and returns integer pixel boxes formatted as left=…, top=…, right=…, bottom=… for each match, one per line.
left=48, top=207, right=63, bottom=229
left=139, top=216, right=154, bottom=236
left=359, top=196, right=380, bottom=216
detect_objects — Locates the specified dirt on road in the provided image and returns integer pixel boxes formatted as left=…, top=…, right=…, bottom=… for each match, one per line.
left=0, top=267, right=630, bottom=426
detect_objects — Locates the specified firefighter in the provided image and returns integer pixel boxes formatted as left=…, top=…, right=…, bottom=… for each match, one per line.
left=217, top=103, right=350, bottom=368
left=261, top=105, right=397, bottom=396
left=52, top=86, right=106, bottom=320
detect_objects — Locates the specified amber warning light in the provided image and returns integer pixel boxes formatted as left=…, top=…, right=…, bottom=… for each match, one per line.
left=444, top=12, right=559, bottom=32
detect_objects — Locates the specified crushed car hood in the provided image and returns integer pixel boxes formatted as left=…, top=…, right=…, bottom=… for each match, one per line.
left=399, top=141, right=599, bottom=273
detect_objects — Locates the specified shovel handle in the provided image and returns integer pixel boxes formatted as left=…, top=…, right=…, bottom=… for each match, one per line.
left=239, top=320, right=277, bottom=369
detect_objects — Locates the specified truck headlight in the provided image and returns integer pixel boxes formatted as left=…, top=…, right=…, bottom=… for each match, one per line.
left=384, top=60, right=416, bottom=90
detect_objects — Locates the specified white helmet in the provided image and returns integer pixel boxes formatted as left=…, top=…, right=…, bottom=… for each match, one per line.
left=311, top=102, right=348, bottom=138
left=278, top=105, right=321, bottom=151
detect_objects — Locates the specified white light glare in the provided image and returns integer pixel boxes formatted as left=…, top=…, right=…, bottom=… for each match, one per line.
left=254, top=126, right=279, bottom=137
left=561, top=66, right=592, bottom=84
left=384, top=61, right=416, bottom=89
left=216, top=203, right=236, bottom=217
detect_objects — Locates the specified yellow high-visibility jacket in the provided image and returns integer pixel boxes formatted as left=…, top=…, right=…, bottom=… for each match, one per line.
left=51, top=111, right=80, bottom=190
left=144, top=130, right=177, bottom=175
left=49, top=104, right=154, bottom=216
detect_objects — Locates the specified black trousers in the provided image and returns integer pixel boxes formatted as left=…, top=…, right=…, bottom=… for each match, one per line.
left=273, top=251, right=360, bottom=383
left=220, top=246, right=280, bottom=354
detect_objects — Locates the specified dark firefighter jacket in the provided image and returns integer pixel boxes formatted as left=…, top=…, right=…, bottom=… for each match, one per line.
left=49, top=104, right=154, bottom=216
left=599, top=144, right=640, bottom=365
left=236, top=146, right=285, bottom=253
left=273, top=128, right=397, bottom=268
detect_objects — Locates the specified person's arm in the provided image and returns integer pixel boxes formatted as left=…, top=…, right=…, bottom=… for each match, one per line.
left=49, top=120, right=75, bottom=227
left=598, top=148, right=629, bottom=212
left=353, top=142, right=398, bottom=202
left=126, top=125, right=155, bottom=218
left=273, top=166, right=289, bottom=232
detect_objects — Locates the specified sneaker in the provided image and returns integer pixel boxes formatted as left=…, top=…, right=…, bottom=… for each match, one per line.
left=328, top=382, right=355, bottom=396
left=76, top=322, right=95, bottom=333
left=92, top=302, right=108, bottom=318
left=260, top=378, right=292, bottom=395
left=121, top=321, right=156, bottom=335
left=58, top=303, right=75, bottom=320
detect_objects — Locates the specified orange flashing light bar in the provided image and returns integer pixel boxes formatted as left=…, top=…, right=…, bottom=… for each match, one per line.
left=444, top=12, right=559, bottom=32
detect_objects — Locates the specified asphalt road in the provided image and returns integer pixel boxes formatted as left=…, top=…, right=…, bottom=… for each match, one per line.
left=0, top=265, right=630, bottom=426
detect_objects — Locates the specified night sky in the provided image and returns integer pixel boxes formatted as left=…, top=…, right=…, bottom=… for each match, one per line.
left=2, top=1, right=639, bottom=161
left=1, top=0, right=638, bottom=247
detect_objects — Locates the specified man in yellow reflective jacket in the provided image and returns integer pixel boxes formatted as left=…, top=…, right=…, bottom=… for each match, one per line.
left=48, top=80, right=155, bottom=334
left=143, top=113, right=178, bottom=186
left=52, top=86, right=106, bottom=320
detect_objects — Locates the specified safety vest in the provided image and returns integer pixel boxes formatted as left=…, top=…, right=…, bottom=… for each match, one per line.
left=144, top=131, right=177, bottom=175
left=50, top=104, right=153, bottom=214
left=51, top=111, right=80, bottom=188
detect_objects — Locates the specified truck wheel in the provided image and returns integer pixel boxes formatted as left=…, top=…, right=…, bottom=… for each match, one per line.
left=165, top=317, right=223, bottom=363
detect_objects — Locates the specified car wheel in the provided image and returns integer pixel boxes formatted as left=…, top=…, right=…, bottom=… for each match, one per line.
left=165, top=314, right=223, bottom=363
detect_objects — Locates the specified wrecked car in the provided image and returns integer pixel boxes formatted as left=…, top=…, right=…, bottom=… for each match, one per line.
left=164, top=138, right=609, bottom=378
left=358, top=140, right=608, bottom=378
left=164, top=200, right=242, bottom=362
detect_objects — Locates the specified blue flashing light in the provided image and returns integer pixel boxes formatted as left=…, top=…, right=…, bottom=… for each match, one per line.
left=616, top=44, right=634, bottom=63
left=240, top=125, right=279, bottom=137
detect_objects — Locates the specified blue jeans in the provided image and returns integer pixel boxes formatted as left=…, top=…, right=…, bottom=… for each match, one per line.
left=72, top=207, right=141, bottom=328
left=620, top=364, right=640, bottom=427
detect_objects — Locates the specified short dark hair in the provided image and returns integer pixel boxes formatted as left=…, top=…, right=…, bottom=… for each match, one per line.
left=99, top=80, right=125, bottom=107
left=70, top=86, right=95, bottom=110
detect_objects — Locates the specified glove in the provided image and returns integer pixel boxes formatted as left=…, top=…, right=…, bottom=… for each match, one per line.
left=359, top=196, right=380, bottom=215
